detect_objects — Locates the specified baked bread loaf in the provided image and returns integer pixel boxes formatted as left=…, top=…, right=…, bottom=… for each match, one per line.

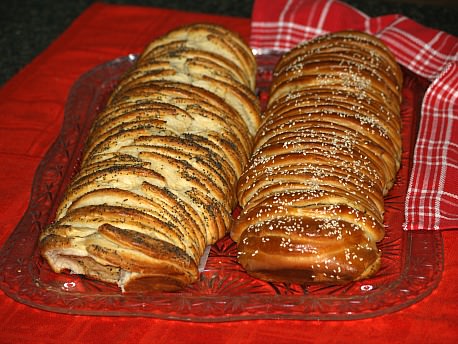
left=231, top=31, right=402, bottom=284
left=40, top=23, right=260, bottom=292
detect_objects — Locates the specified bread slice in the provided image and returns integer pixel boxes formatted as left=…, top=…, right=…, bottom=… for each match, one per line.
left=139, top=23, right=256, bottom=89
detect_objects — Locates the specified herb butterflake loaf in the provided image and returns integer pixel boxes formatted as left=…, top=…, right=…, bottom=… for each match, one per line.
left=40, top=23, right=260, bottom=292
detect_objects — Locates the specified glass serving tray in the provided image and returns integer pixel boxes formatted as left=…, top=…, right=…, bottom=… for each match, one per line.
left=0, top=52, right=443, bottom=321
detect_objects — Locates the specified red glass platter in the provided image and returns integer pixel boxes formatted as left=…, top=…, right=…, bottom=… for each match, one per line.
left=0, top=52, right=443, bottom=321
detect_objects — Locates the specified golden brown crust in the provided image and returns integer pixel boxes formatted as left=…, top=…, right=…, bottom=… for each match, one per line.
left=236, top=217, right=382, bottom=284
left=232, top=31, right=402, bottom=284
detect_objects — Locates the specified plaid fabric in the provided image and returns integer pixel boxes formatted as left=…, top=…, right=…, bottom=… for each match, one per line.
left=250, top=0, right=458, bottom=230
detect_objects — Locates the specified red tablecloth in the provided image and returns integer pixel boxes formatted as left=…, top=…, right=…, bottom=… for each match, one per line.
left=0, top=4, right=456, bottom=343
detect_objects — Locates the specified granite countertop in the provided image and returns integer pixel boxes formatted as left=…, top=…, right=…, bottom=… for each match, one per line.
left=1, top=0, right=456, bottom=86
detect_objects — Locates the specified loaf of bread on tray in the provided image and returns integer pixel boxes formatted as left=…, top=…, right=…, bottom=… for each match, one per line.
left=231, top=31, right=403, bottom=284
left=39, top=23, right=260, bottom=292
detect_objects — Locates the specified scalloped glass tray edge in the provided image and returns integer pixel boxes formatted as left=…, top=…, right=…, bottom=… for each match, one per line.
left=0, top=52, right=444, bottom=321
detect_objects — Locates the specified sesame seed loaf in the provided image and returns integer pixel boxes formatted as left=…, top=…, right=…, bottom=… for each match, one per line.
left=231, top=31, right=403, bottom=284
left=40, top=23, right=259, bottom=292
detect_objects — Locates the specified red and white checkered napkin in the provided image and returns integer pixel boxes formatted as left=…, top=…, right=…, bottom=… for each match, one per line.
left=250, top=0, right=458, bottom=230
